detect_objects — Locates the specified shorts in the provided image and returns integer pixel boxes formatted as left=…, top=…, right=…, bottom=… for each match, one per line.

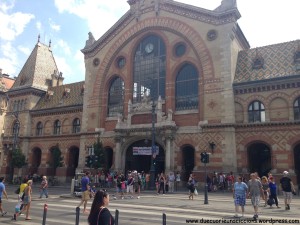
left=282, top=191, right=292, bottom=200
left=82, top=190, right=91, bottom=201
left=251, top=195, right=260, bottom=207
left=127, top=185, right=134, bottom=193
left=23, top=196, right=31, bottom=205
left=234, top=195, right=246, bottom=206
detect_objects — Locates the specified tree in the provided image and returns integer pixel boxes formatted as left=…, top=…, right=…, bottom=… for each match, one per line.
left=12, top=148, right=27, bottom=168
left=49, top=145, right=64, bottom=176
left=92, top=137, right=106, bottom=170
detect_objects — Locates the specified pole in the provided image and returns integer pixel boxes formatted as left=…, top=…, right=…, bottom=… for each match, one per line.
left=149, top=99, right=156, bottom=190
left=9, top=112, right=19, bottom=183
left=42, top=204, right=48, bottom=225
left=115, top=209, right=119, bottom=225
left=75, top=207, right=80, bottom=225
left=162, top=213, right=166, bottom=225
left=204, top=162, right=208, bottom=204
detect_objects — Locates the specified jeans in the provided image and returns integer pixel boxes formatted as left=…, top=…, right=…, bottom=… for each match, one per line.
left=40, top=188, right=48, bottom=198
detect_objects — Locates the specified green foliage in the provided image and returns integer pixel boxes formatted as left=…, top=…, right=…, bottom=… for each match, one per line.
left=12, top=148, right=27, bottom=168
left=92, top=137, right=106, bottom=169
left=49, top=145, right=64, bottom=169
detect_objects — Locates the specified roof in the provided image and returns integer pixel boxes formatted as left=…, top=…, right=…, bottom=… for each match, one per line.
left=234, top=40, right=300, bottom=84
left=33, top=81, right=85, bottom=111
left=0, top=74, right=15, bottom=92
left=11, top=42, right=58, bottom=91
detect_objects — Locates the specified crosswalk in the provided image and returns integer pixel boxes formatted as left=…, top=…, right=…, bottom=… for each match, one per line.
left=1, top=193, right=299, bottom=225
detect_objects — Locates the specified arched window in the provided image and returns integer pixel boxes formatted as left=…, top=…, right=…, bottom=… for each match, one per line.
left=294, top=97, right=300, bottom=120
left=133, top=35, right=166, bottom=103
left=72, top=118, right=81, bottom=133
left=108, top=77, right=124, bottom=117
left=36, top=122, right=43, bottom=136
left=248, top=101, right=265, bottom=122
left=53, top=120, right=61, bottom=135
left=175, top=64, right=199, bottom=111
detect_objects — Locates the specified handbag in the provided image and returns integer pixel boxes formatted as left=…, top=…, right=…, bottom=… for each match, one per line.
left=194, top=188, right=198, bottom=195
left=14, top=187, right=20, bottom=194
left=267, top=196, right=275, bottom=206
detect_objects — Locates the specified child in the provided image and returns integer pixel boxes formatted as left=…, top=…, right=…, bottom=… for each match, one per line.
left=268, top=177, right=280, bottom=208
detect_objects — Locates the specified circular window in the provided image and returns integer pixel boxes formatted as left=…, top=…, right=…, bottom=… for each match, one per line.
left=117, top=57, right=126, bottom=69
left=93, top=58, right=100, bottom=67
left=207, top=30, right=218, bottom=41
left=175, top=43, right=186, bottom=57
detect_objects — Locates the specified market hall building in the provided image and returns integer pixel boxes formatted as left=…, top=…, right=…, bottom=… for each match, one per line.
left=0, top=0, right=300, bottom=184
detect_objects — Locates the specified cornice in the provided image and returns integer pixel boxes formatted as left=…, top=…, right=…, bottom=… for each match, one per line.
left=30, top=105, right=83, bottom=117
left=233, top=75, right=300, bottom=95
left=7, top=87, right=46, bottom=98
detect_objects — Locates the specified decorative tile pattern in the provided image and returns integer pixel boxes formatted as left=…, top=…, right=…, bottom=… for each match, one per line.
left=235, top=40, right=300, bottom=83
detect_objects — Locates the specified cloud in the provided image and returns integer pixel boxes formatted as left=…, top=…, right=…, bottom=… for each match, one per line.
left=0, top=11, right=35, bottom=41
left=0, top=0, right=15, bottom=13
left=36, top=21, right=42, bottom=31
left=18, top=45, right=31, bottom=56
left=55, top=56, right=72, bottom=78
left=55, top=39, right=72, bottom=56
left=0, top=42, right=19, bottom=75
left=49, top=18, right=60, bottom=32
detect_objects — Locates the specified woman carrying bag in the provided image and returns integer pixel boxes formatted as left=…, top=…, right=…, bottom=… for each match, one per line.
left=88, top=190, right=114, bottom=225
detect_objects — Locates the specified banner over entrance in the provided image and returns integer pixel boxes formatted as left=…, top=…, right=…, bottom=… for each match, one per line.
left=133, top=146, right=159, bottom=156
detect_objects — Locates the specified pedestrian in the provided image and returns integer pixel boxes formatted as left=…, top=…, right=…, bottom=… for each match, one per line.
left=126, top=174, right=134, bottom=198
left=175, top=171, right=181, bottom=191
left=232, top=176, right=248, bottom=218
left=247, top=173, right=264, bottom=220
left=157, top=173, right=166, bottom=195
left=77, top=171, right=91, bottom=214
left=39, top=176, right=49, bottom=199
left=268, top=176, right=280, bottom=208
left=168, top=172, right=175, bottom=193
left=19, top=177, right=29, bottom=212
left=0, top=177, right=8, bottom=216
left=88, top=190, right=115, bottom=225
left=145, top=173, right=150, bottom=190
left=13, top=180, right=33, bottom=221
left=187, top=174, right=196, bottom=200
left=280, top=171, right=296, bottom=210
left=261, top=176, right=269, bottom=207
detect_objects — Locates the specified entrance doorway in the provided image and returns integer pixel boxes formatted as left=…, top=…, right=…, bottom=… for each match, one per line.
left=294, top=144, right=300, bottom=186
left=182, top=145, right=195, bottom=181
left=105, top=147, right=113, bottom=170
left=67, top=147, right=79, bottom=177
left=248, top=143, right=271, bottom=177
left=31, top=148, right=42, bottom=174
left=125, top=140, right=165, bottom=175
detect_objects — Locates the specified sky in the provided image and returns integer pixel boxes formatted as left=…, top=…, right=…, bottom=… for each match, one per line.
left=0, top=0, right=299, bottom=84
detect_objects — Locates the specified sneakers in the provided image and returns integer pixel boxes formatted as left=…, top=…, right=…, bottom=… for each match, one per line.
left=253, top=214, right=258, bottom=220
left=1, top=211, right=7, bottom=217
left=113, top=197, right=117, bottom=200
left=234, top=214, right=239, bottom=218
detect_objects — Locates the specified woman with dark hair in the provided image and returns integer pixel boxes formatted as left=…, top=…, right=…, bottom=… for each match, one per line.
left=88, top=190, right=114, bottom=225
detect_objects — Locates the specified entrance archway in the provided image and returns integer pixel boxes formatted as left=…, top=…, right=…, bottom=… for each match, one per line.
left=248, top=143, right=271, bottom=177
left=66, top=146, right=79, bottom=177
left=125, top=140, right=165, bottom=175
left=105, top=147, right=113, bottom=170
left=294, top=143, right=300, bottom=186
left=31, top=148, right=42, bottom=174
left=182, top=145, right=195, bottom=181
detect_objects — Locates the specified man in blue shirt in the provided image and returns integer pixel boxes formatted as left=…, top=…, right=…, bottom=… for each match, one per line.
left=77, top=172, right=91, bottom=213
left=0, top=177, right=8, bottom=216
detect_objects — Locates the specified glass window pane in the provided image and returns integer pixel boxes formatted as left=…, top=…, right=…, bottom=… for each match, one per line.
left=108, top=77, right=124, bottom=117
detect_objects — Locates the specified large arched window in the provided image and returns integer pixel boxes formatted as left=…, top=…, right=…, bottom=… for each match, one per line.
left=72, top=118, right=81, bottom=133
left=108, top=77, right=124, bottom=117
left=133, top=35, right=166, bottom=103
left=294, top=97, right=300, bottom=120
left=36, top=122, right=43, bottom=136
left=175, top=64, right=199, bottom=111
left=248, top=100, right=265, bottom=122
left=53, top=120, right=61, bottom=135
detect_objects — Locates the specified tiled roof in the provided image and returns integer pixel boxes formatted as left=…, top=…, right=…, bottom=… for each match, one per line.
left=11, top=42, right=58, bottom=91
left=234, top=40, right=300, bottom=83
left=33, top=81, right=85, bottom=110
left=0, top=75, right=15, bottom=92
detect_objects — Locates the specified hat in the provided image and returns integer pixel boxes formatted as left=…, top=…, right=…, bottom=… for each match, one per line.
left=283, top=171, right=289, bottom=175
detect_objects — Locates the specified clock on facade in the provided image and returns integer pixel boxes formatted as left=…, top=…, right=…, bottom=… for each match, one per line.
left=145, top=43, right=154, bottom=53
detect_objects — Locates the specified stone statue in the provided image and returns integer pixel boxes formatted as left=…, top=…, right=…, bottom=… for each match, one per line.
left=85, top=32, right=95, bottom=48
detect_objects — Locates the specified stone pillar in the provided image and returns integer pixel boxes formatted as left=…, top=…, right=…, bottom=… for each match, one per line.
left=114, top=141, right=122, bottom=172
left=165, top=137, right=171, bottom=174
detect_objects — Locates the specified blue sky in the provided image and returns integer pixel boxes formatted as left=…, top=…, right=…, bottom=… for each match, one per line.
left=0, top=0, right=299, bottom=84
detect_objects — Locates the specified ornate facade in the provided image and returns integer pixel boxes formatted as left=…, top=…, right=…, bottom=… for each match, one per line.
left=0, top=0, right=300, bottom=184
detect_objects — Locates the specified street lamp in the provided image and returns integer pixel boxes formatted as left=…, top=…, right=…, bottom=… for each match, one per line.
left=9, top=112, right=20, bottom=183
left=149, top=99, right=156, bottom=190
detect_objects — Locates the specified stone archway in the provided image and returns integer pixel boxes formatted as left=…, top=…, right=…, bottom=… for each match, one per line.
left=248, top=143, right=271, bottom=177
left=125, top=139, right=165, bottom=175
left=104, top=147, right=113, bottom=170
left=30, top=148, right=42, bottom=174
left=294, top=143, right=300, bottom=186
left=182, top=145, right=195, bottom=181
left=66, top=146, right=79, bottom=178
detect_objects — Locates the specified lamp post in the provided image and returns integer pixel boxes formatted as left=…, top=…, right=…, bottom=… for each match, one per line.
left=9, top=112, right=20, bottom=183
left=149, top=99, right=156, bottom=189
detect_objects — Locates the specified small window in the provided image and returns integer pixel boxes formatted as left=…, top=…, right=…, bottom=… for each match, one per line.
left=72, top=118, right=81, bottom=133
left=36, top=122, right=43, bottom=136
left=294, top=97, right=300, bottom=120
left=174, top=43, right=186, bottom=57
left=116, top=57, right=126, bottom=69
left=12, top=121, right=20, bottom=136
left=248, top=101, right=265, bottom=123
left=53, top=120, right=61, bottom=135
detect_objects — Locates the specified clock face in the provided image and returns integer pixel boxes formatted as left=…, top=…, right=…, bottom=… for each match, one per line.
left=145, top=43, right=154, bottom=53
